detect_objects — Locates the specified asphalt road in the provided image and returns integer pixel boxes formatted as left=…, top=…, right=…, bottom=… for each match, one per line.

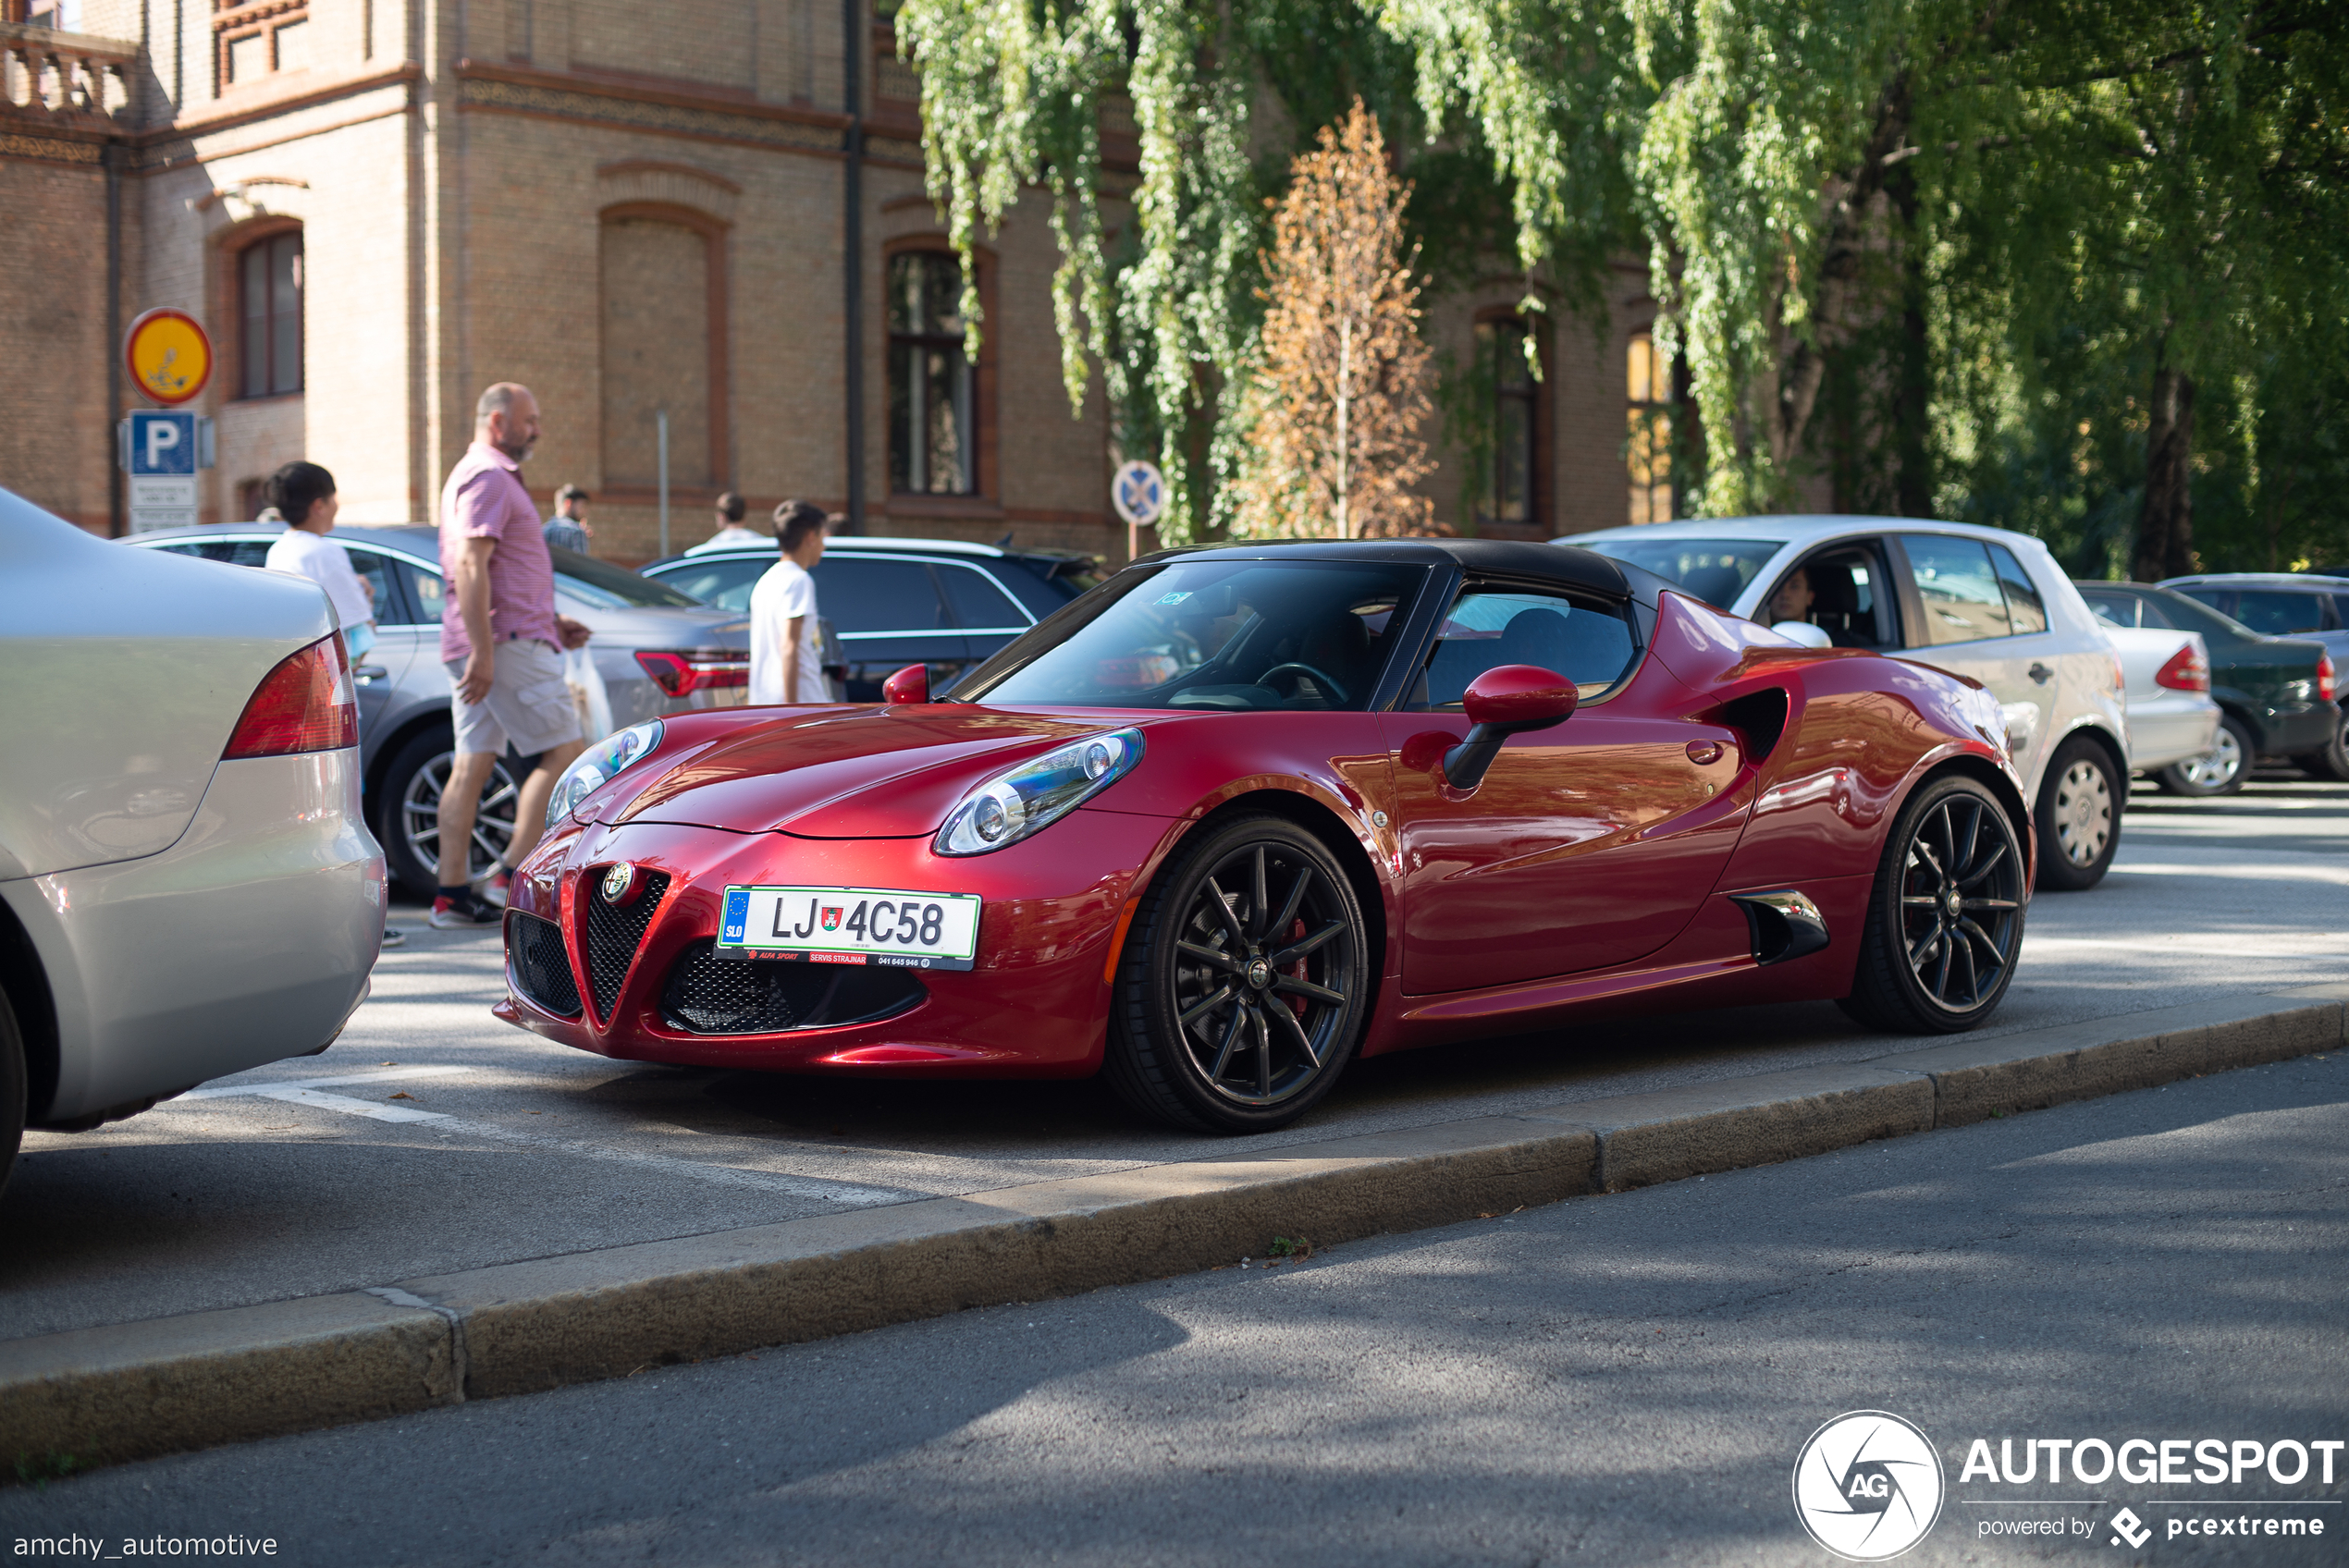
left=5, top=778, right=2346, bottom=1339
left=6, top=1031, right=2342, bottom=1564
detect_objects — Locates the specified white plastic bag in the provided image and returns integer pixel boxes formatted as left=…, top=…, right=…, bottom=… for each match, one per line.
left=565, top=643, right=613, bottom=743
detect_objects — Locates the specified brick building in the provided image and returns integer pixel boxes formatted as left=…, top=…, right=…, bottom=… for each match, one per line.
left=1, top=0, right=1669, bottom=561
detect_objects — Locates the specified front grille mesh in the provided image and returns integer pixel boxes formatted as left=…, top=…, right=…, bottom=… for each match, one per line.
left=507, top=912, right=582, bottom=1018
left=583, top=869, right=671, bottom=1021
left=660, top=941, right=926, bottom=1035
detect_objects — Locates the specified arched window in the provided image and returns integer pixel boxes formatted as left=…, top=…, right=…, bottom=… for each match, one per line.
left=887, top=251, right=977, bottom=496
left=1626, top=332, right=1673, bottom=524
left=238, top=230, right=302, bottom=398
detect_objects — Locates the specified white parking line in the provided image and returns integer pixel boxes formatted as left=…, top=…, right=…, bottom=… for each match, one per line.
left=175, top=1068, right=909, bottom=1207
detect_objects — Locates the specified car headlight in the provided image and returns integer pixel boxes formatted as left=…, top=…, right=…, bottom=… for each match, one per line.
left=546, top=720, right=664, bottom=827
left=934, top=729, right=1144, bottom=856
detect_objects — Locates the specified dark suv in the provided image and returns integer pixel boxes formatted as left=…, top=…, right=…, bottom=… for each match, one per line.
left=2077, top=581, right=2345, bottom=789
left=643, top=536, right=1101, bottom=699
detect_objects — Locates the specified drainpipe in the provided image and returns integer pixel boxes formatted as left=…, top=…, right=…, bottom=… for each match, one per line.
left=841, top=0, right=865, bottom=533
left=105, top=141, right=124, bottom=537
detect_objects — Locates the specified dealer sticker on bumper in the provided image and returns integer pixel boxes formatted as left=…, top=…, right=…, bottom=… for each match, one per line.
left=717, top=885, right=980, bottom=970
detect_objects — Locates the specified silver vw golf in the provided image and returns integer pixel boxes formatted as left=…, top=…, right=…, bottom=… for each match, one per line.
left=0, top=491, right=385, bottom=1189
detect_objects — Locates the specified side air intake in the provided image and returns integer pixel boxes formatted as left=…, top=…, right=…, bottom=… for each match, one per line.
left=1729, top=889, right=1830, bottom=966
left=1720, top=688, right=1790, bottom=763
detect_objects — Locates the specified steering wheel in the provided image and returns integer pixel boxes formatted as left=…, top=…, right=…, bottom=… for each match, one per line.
left=1256, top=662, right=1350, bottom=706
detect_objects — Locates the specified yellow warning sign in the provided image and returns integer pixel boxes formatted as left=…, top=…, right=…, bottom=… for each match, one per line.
left=124, top=308, right=213, bottom=406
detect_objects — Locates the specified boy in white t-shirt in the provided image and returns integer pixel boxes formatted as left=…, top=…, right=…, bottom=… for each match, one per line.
left=748, top=500, right=831, bottom=704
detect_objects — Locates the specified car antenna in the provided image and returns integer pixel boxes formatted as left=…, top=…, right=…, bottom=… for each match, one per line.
left=993, top=531, right=1015, bottom=549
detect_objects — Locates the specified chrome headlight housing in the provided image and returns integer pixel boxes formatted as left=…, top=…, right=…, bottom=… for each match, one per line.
left=934, top=729, right=1144, bottom=856
left=546, top=720, right=664, bottom=827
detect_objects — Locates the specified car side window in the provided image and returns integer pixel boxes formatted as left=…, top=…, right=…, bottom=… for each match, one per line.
left=2078, top=591, right=2136, bottom=629
left=653, top=557, right=769, bottom=613
left=1986, top=545, right=2048, bottom=635
left=157, top=538, right=273, bottom=568
left=2228, top=590, right=2329, bottom=637
left=1408, top=587, right=1637, bottom=708
left=1762, top=545, right=1899, bottom=649
left=935, top=563, right=1030, bottom=631
left=1901, top=537, right=2012, bottom=645
left=339, top=548, right=404, bottom=626
left=394, top=559, right=444, bottom=628
left=2130, top=594, right=2178, bottom=631
left=809, top=557, right=950, bottom=635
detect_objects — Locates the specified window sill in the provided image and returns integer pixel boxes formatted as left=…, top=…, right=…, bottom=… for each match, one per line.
left=228, top=389, right=305, bottom=406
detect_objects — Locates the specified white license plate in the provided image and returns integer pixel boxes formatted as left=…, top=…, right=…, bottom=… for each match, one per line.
left=716, top=885, right=980, bottom=970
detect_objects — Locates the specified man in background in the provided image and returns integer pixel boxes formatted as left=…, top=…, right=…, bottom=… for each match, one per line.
left=688, top=491, right=764, bottom=553
left=749, top=500, right=830, bottom=705
left=432, top=383, right=593, bottom=927
left=544, top=484, right=591, bottom=554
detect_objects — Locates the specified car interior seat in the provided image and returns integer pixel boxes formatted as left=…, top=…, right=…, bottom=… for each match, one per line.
left=1678, top=564, right=1744, bottom=609
left=1290, top=610, right=1374, bottom=704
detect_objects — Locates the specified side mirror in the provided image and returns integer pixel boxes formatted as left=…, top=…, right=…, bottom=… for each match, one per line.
left=1445, top=665, right=1577, bottom=790
left=882, top=664, right=930, bottom=704
left=1770, top=619, right=1834, bottom=650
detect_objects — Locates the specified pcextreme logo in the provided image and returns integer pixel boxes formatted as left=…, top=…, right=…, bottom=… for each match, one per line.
left=1793, top=1411, right=1948, bottom=1561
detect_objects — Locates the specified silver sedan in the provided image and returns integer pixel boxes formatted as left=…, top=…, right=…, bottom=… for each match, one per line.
left=1, top=490, right=385, bottom=1188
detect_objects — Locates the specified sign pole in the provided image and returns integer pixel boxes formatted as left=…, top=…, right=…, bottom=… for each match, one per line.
left=656, top=407, right=670, bottom=557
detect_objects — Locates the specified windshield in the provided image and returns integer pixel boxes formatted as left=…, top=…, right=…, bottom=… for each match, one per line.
left=551, top=546, right=704, bottom=609
left=951, top=558, right=1427, bottom=711
left=2149, top=588, right=2262, bottom=643
left=1581, top=536, right=1784, bottom=608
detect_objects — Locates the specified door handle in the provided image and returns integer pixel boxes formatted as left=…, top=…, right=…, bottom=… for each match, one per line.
left=2028, top=662, right=2053, bottom=685
left=353, top=665, right=390, bottom=685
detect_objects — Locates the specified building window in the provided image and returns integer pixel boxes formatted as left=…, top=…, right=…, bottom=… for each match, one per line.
left=888, top=251, right=976, bottom=496
left=215, top=0, right=310, bottom=91
left=1627, top=331, right=1673, bottom=524
left=239, top=230, right=303, bottom=398
left=1473, top=317, right=1540, bottom=530
left=19, top=0, right=83, bottom=28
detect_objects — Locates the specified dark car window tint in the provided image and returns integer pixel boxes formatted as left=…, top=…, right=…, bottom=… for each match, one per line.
left=396, top=559, right=444, bottom=628
left=1414, top=589, right=1637, bottom=707
left=653, top=557, right=769, bottom=613
left=2146, top=589, right=2255, bottom=642
left=1903, top=536, right=2011, bottom=644
left=2078, top=591, right=2137, bottom=629
left=955, top=559, right=1424, bottom=711
left=1986, top=544, right=2048, bottom=635
left=988, top=556, right=1104, bottom=619
left=936, top=563, right=1028, bottom=630
left=811, top=557, right=950, bottom=635
left=2226, top=590, right=2329, bottom=637
left=157, top=538, right=273, bottom=568
left=1585, top=537, right=1782, bottom=608
left=338, top=548, right=402, bottom=626
left=548, top=546, right=703, bottom=608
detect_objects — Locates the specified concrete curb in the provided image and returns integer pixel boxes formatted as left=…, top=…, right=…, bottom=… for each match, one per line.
left=6, top=986, right=2342, bottom=1473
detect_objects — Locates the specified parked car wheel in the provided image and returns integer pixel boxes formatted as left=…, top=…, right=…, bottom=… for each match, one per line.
left=1105, top=815, right=1371, bottom=1134
left=2035, top=736, right=2123, bottom=890
left=2156, top=711, right=2253, bottom=798
left=2293, top=714, right=2349, bottom=782
left=1840, top=774, right=2026, bottom=1033
left=0, top=981, right=23, bottom=1196
left=379, top=729, right=521, bottom=897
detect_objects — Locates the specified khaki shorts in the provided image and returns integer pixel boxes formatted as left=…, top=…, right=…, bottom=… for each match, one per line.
left=446, top=638, right=583, bottom=760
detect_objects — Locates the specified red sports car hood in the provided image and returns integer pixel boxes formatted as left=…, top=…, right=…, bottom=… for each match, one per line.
left=612, top=705, right=1147, bottom=839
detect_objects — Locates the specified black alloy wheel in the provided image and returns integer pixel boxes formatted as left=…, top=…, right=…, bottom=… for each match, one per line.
left=378, top=729, right=522, bottom=897
left=2034, top=735, right=2123, bottom=890
left=1106, top=815, right=1371, bottom=1133
left=1841, top=774, right=2026, bottom=1034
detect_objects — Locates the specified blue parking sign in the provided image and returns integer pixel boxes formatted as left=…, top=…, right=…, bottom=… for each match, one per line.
left=126, top=410, right=197, bottom=475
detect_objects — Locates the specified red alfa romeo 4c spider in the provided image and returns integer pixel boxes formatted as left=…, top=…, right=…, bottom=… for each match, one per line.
left=498, top=539, right=2032, bottom=1133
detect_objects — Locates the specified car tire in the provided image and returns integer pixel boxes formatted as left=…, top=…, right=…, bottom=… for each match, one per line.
left=1839, top=773, right=2026, bottom=1034
left=378, top=729, right=523, bottom=899
left=0, top=982, right=24, bottom=1198
left=2035, top=735, right=2123, bottom=889
left=2155, top=712, right=2253, bottom=798
left=2293, top=714, right=2349, bottom=782
left=1105, top=814, right=1371, bottom=1134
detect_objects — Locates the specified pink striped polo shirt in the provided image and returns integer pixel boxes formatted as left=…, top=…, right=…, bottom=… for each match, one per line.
left=438, top=442, right=561, bottom=662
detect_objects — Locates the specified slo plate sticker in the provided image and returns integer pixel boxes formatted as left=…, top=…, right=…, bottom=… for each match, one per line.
left=717, top=886, right=979, bottom=971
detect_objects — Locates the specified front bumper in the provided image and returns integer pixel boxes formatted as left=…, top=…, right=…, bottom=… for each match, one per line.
left=496, top=808, right=1178, bottom=1075
left=5, top=749, right=385, bottom=1122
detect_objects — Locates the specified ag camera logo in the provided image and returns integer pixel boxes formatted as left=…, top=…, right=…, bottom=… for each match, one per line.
left=1793, top=1411, right=1947, bottom=1561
